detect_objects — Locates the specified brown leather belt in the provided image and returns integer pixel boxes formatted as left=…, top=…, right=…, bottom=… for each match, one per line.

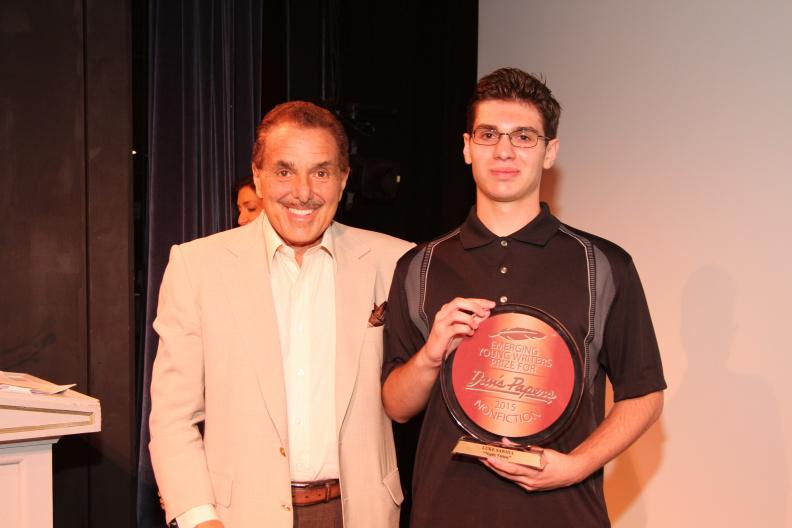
left=291, top=479, right=341, bottom=507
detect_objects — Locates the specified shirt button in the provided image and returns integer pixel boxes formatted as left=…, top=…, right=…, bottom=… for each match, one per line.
left=500, top=266, right=508, bottom=274
left=499, top=296, right=508, bottom=303
left=282, top=504, right=292, bottom=512
left=280, top=447, right=286, bottom=457
left=500, top=240, right=508, bottom=247
left=297, top=369, right=305, bottom=377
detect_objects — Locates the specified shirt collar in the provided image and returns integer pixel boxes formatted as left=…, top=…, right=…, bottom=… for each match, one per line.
left=459, top=202, right=560, bottom=249
left=261, top=215, right=336, bottom=267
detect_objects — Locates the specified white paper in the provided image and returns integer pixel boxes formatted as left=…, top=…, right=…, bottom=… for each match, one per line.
left=0, top=371, right=76, bottom=395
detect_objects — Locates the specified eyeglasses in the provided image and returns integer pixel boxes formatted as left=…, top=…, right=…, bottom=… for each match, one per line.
left=470, top=127, right=550, bottom=148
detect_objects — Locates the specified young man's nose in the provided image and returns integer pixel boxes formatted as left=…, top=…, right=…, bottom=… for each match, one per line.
left=493, top=134, right=516, bottom=159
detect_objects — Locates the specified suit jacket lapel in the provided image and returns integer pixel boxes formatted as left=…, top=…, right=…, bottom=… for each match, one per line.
left=333, top=225, right=375, bottom=433
left=224, top=218, right=289, bottom=445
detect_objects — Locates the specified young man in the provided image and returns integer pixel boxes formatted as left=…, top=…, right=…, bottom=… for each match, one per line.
left=150, top=102, right=412, bottom=527
left=382, top=68, right=666, bottom=527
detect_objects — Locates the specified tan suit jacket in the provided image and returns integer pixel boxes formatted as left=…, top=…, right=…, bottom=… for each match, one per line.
left=149, top=216, right=413, bottom=527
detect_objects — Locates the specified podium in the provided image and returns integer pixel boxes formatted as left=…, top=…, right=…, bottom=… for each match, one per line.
left=0, top=373, right=101, bottom=528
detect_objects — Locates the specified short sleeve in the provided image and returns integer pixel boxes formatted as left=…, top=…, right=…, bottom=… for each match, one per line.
left=600, top=259, right=667, bottom=401
left=382, top=249, right=427, bottom=384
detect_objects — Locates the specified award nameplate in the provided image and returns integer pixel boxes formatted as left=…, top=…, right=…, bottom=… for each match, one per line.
left=441, top=304, right=583, bottom=469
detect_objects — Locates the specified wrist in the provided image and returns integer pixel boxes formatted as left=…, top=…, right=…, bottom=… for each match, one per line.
left=415, top=343, right=444, bottom=370
left=566, top=450, right=596, bottom=484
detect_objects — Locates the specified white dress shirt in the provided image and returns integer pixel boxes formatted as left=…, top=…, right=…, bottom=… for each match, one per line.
left=264, top=216, right=339, bottom=482
left=175, top=217, right=338, bottom=527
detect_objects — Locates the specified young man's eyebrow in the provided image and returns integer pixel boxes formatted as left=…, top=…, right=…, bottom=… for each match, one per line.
left=475, top=123, right=540, bottom=133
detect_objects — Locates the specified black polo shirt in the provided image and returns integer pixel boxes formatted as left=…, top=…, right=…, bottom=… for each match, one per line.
left=383, top=203, right=666, bottom=528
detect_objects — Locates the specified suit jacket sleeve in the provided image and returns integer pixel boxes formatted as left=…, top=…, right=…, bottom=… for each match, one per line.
left=149, top=244, right=216, bottom=521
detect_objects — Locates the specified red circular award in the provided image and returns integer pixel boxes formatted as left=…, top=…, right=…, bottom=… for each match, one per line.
left=441, top=304, right=583, bottom=466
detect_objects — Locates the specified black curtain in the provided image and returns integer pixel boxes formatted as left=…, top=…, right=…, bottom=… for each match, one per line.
left=136, top=1, right=263, bottom=525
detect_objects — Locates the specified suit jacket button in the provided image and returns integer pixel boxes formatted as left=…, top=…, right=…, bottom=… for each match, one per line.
left=280, top=447, right=286, bottom=457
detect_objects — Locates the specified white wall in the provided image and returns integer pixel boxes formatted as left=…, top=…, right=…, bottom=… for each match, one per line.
left=479, top=1, right=792, bottom=526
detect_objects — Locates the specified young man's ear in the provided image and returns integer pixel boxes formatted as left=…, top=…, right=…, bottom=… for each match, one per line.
left=543, top=138, right=560, bottom=170
left=462, top=133, right=472, bottom=165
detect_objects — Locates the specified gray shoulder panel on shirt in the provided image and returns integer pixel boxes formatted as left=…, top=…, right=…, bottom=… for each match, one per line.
left=590, top=243, right=616, bottom=388
left=405, top=247, right=429, bottom=339
left=405, top=229, right=461, bottom=340
left=558, top=225, right=617, bottom=392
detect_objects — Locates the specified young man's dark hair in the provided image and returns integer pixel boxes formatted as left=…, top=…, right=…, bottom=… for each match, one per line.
left=466, top=67, right=562, bottom=139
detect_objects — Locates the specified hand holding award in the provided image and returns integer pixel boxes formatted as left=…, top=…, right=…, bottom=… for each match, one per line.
left=441, top=304, right=584, bottom=469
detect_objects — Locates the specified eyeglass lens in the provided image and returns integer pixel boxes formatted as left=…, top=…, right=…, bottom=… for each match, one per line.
left=473, top=128, right=539, bottom=148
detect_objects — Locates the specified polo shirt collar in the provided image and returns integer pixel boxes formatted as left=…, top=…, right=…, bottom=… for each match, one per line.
left=459, top=202, right=560, bottom=249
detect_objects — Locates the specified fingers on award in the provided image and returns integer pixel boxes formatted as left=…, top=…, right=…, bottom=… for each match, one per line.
left=441, top=304, right=583, bottom=469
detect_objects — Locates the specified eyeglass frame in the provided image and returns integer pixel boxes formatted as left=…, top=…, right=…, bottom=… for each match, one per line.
left=469, top=126, right=552, bottom=149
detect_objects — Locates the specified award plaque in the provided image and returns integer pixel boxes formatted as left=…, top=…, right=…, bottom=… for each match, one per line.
left=441, top=304, right=583, bottom=469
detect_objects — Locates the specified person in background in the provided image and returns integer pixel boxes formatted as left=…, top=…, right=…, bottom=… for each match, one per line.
left=234, top=176, right=265, bottom=226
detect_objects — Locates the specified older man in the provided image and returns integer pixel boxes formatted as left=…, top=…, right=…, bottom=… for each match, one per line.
left=150, top=101, right=412, bottom=527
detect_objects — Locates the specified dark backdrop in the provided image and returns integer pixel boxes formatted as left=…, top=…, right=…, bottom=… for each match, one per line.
left=333, top=0, right=479, bottom=242
left=0, top=1, right=135, bottom=527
